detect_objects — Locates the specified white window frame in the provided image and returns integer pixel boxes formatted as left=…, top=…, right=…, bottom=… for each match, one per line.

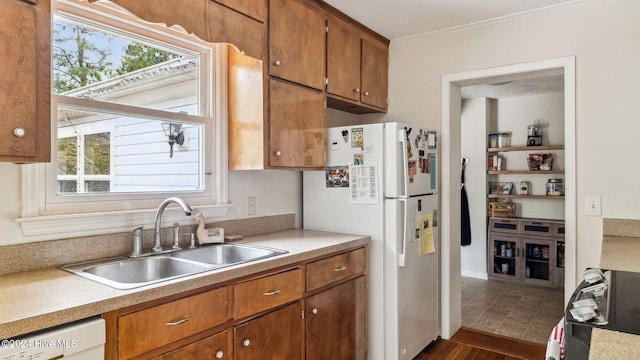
left=18, top=0, right=230, bottom=241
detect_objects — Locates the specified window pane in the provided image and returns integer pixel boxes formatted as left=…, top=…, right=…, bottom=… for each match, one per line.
left=86, top=181, right=110, bottom=193
left=58, top=137, right=78, bottom=175
left=57, top=105, right=203, bottom=194
left=58, top=180, right=78, bottom=193
left=85, top=132, right=110, bottom=175
left=53, top=16, right=201, bottom=115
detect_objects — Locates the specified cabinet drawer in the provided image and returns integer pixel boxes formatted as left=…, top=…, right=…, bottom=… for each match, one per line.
left=306, top=248, right=366, bottom=292
left=234, top=268, right=303, bottom=319
left=521, top=220, right=554, bottom=236
left=154, top=330, right=230, bottom=360
left=118, top=287, right=230, bottom=359
left=554, top=223, right=565, bottom=238
left=488, top=218, right=519, bottom=234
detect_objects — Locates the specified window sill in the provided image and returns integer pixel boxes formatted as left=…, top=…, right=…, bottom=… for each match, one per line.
left=16, top=204, right=232, bottom=241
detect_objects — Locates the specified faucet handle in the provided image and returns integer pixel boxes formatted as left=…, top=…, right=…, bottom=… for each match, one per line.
left=130, top=226, right=143, bottom=257
left=172, top=223, right=182, bottom=250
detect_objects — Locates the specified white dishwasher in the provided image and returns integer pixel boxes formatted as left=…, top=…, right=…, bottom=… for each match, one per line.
left=0, top=317, right=105, bottom=359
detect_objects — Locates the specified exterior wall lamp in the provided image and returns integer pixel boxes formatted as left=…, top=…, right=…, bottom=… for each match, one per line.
left=162, top=122, right=185, bottom=158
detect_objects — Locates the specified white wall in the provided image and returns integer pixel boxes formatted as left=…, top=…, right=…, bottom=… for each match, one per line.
left=460, top=98, right=489, bottom=279
left=377, top=0, right=639, bottom=280
left=0, top=162, right=301, bottom=246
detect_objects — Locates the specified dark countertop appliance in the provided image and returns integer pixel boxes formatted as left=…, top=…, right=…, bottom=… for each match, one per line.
left=565, top=269, right=640, bottom=358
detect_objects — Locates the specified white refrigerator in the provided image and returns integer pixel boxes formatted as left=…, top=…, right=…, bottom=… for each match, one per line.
left=303, top=122, right=439, bottom=360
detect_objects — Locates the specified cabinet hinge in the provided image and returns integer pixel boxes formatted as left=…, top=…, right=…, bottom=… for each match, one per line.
left=323, top=100, right=327, bottom=109
left=324, top=25, right=328, bottom=34
left=301, top=310, right=305, bottom=319
left=324, top=77, right=328, bottom=86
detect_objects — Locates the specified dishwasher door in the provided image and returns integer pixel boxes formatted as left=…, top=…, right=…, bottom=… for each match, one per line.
left=0, top=317, right=105, bottom=359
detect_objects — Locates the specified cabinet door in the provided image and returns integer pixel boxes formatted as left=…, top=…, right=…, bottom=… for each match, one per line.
left=269, top=78, right=326, bottom=168
left=522, top=237, right=554, bottom=286
left=326, top=19, right=361, bottom=102
left=360, top=36, right=388, bottom=110
left=155, top=331, right=231, bottom=360
left=235, top=302, right=303, bottom=360
left=306, top=277, right=366, bottom=360
left=269, top=0, right=326, bottom=90
left=0, top=0, right=50, bottom=162
left=488, top=233, right=520, bottom=281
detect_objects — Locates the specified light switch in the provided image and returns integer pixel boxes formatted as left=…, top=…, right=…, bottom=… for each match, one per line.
left=586, top=196, right=601, bottom=216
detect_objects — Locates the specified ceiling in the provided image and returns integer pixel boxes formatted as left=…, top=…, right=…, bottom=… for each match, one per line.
left=323, top=0, right=575, bottom=98
left=323, top=0, right=586, bottom=40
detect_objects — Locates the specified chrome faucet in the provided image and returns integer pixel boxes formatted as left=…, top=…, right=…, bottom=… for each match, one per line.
left=153, top=197, right=193, bottom=252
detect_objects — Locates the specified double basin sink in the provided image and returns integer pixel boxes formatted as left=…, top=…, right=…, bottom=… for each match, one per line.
left=61, top=243, right=288, bottom=290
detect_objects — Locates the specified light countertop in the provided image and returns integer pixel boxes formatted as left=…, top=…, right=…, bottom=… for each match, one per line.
left=589, top=233, right=640, bottom=359
left=0, top=229, right=369, bottom=339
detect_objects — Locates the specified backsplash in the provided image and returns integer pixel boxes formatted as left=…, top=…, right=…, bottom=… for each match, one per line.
left=0, top=214, right=295, bottom=275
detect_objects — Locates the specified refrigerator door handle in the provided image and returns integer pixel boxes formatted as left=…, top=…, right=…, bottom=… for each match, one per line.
left=399, top=129, right=409, bottom=198
left=398, top=197, right=408, bottom=267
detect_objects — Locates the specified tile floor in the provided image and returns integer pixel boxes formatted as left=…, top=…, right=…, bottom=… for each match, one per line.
left=461, top=277, right=565, bottom=344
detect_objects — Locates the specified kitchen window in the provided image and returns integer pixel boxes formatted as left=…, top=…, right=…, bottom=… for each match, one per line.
left=19, top=0, right=230, bottom=240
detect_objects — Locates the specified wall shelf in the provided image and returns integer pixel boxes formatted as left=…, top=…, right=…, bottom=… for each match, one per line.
left=488, top=170, right=564, bottom=175
left=488, top=194, right=565, bottom=200
left=488, top=145, right=564, bottom=152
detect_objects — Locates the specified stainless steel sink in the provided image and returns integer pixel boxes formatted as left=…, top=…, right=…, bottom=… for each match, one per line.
left=61, top=256, right=216, bottom=290
left=171, top=243, right=288, bottom=266
left=60, top=244, right=287, bottom=289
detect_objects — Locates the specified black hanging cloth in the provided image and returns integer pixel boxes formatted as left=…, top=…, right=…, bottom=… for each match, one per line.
left=461, top=159, right=472, bottom=246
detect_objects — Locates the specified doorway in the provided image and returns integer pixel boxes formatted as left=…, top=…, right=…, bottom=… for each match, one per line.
left=439, top=57, right=576, bottom=339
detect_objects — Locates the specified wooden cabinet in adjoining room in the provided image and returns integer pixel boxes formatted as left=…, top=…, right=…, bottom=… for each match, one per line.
left=0, top=0, right=51, bottom=162
left=268, top=78, right=326, bottom=169
left=269, top=0, right=326, bottom=91
left=326, top=16, right=388, bottom=113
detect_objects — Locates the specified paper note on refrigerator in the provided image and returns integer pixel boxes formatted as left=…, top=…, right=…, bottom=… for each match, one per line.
left=420, top=213, right=436, bottom=256
left=349, top=163, right=379, bottom=204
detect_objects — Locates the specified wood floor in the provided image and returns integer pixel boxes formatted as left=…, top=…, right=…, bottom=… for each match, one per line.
left=414, top=327, right=547, bottom=360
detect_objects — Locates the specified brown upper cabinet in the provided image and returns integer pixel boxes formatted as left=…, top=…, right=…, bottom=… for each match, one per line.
left=269, top=0, right=326, bottom=91
left=326, top=16, right=388, bottom=113
left=0, top=0, right=51, bottom=163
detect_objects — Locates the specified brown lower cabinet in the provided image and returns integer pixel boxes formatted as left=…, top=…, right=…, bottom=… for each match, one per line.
left=234, top=302, right=303, bottom=360
left=306, top=277, right=366, bottom=360
left=103, top=246, right=367, bottom=359
left=153, top=331, right=232, bottom=360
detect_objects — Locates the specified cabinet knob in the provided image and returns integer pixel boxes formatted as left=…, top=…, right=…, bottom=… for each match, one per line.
left=274, top=60, right=281, bottom=66
left=363, top=91, right=369, bottom=96
left=312, top=308, right=318, bottom=314
left=354, top=88, right=360, bottom=93
left=216, top=350, right=224, bottom=359
left=275, top=150, right=282, bottom=156
left=243, top=339, right=251, bottom=347
left=13, top=127, right=26, bottom=138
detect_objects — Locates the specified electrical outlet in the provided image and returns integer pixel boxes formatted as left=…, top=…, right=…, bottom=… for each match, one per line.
left=586, top=196, right=601, bottom=216
left=248, top=196, right=256, bottom=215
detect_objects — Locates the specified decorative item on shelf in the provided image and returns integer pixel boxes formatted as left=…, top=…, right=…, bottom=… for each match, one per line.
left=488, top=133, right=498, bottom=148
left=488, top=201, right=516, bottom=217
left=489, top=182, right=513, bottom=195
left=487, top=154, right=502, bottom=171
left=528, top=153, right=553, bottom=171
left=497, top=132, right=511, bottom=148
left=546, top=178, right=564, bottom=196
left=527, top=123, right=543, bottom=146
left=542, top=247, right=550, bottom=259
left=519, top=181, right=529, bottom=195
